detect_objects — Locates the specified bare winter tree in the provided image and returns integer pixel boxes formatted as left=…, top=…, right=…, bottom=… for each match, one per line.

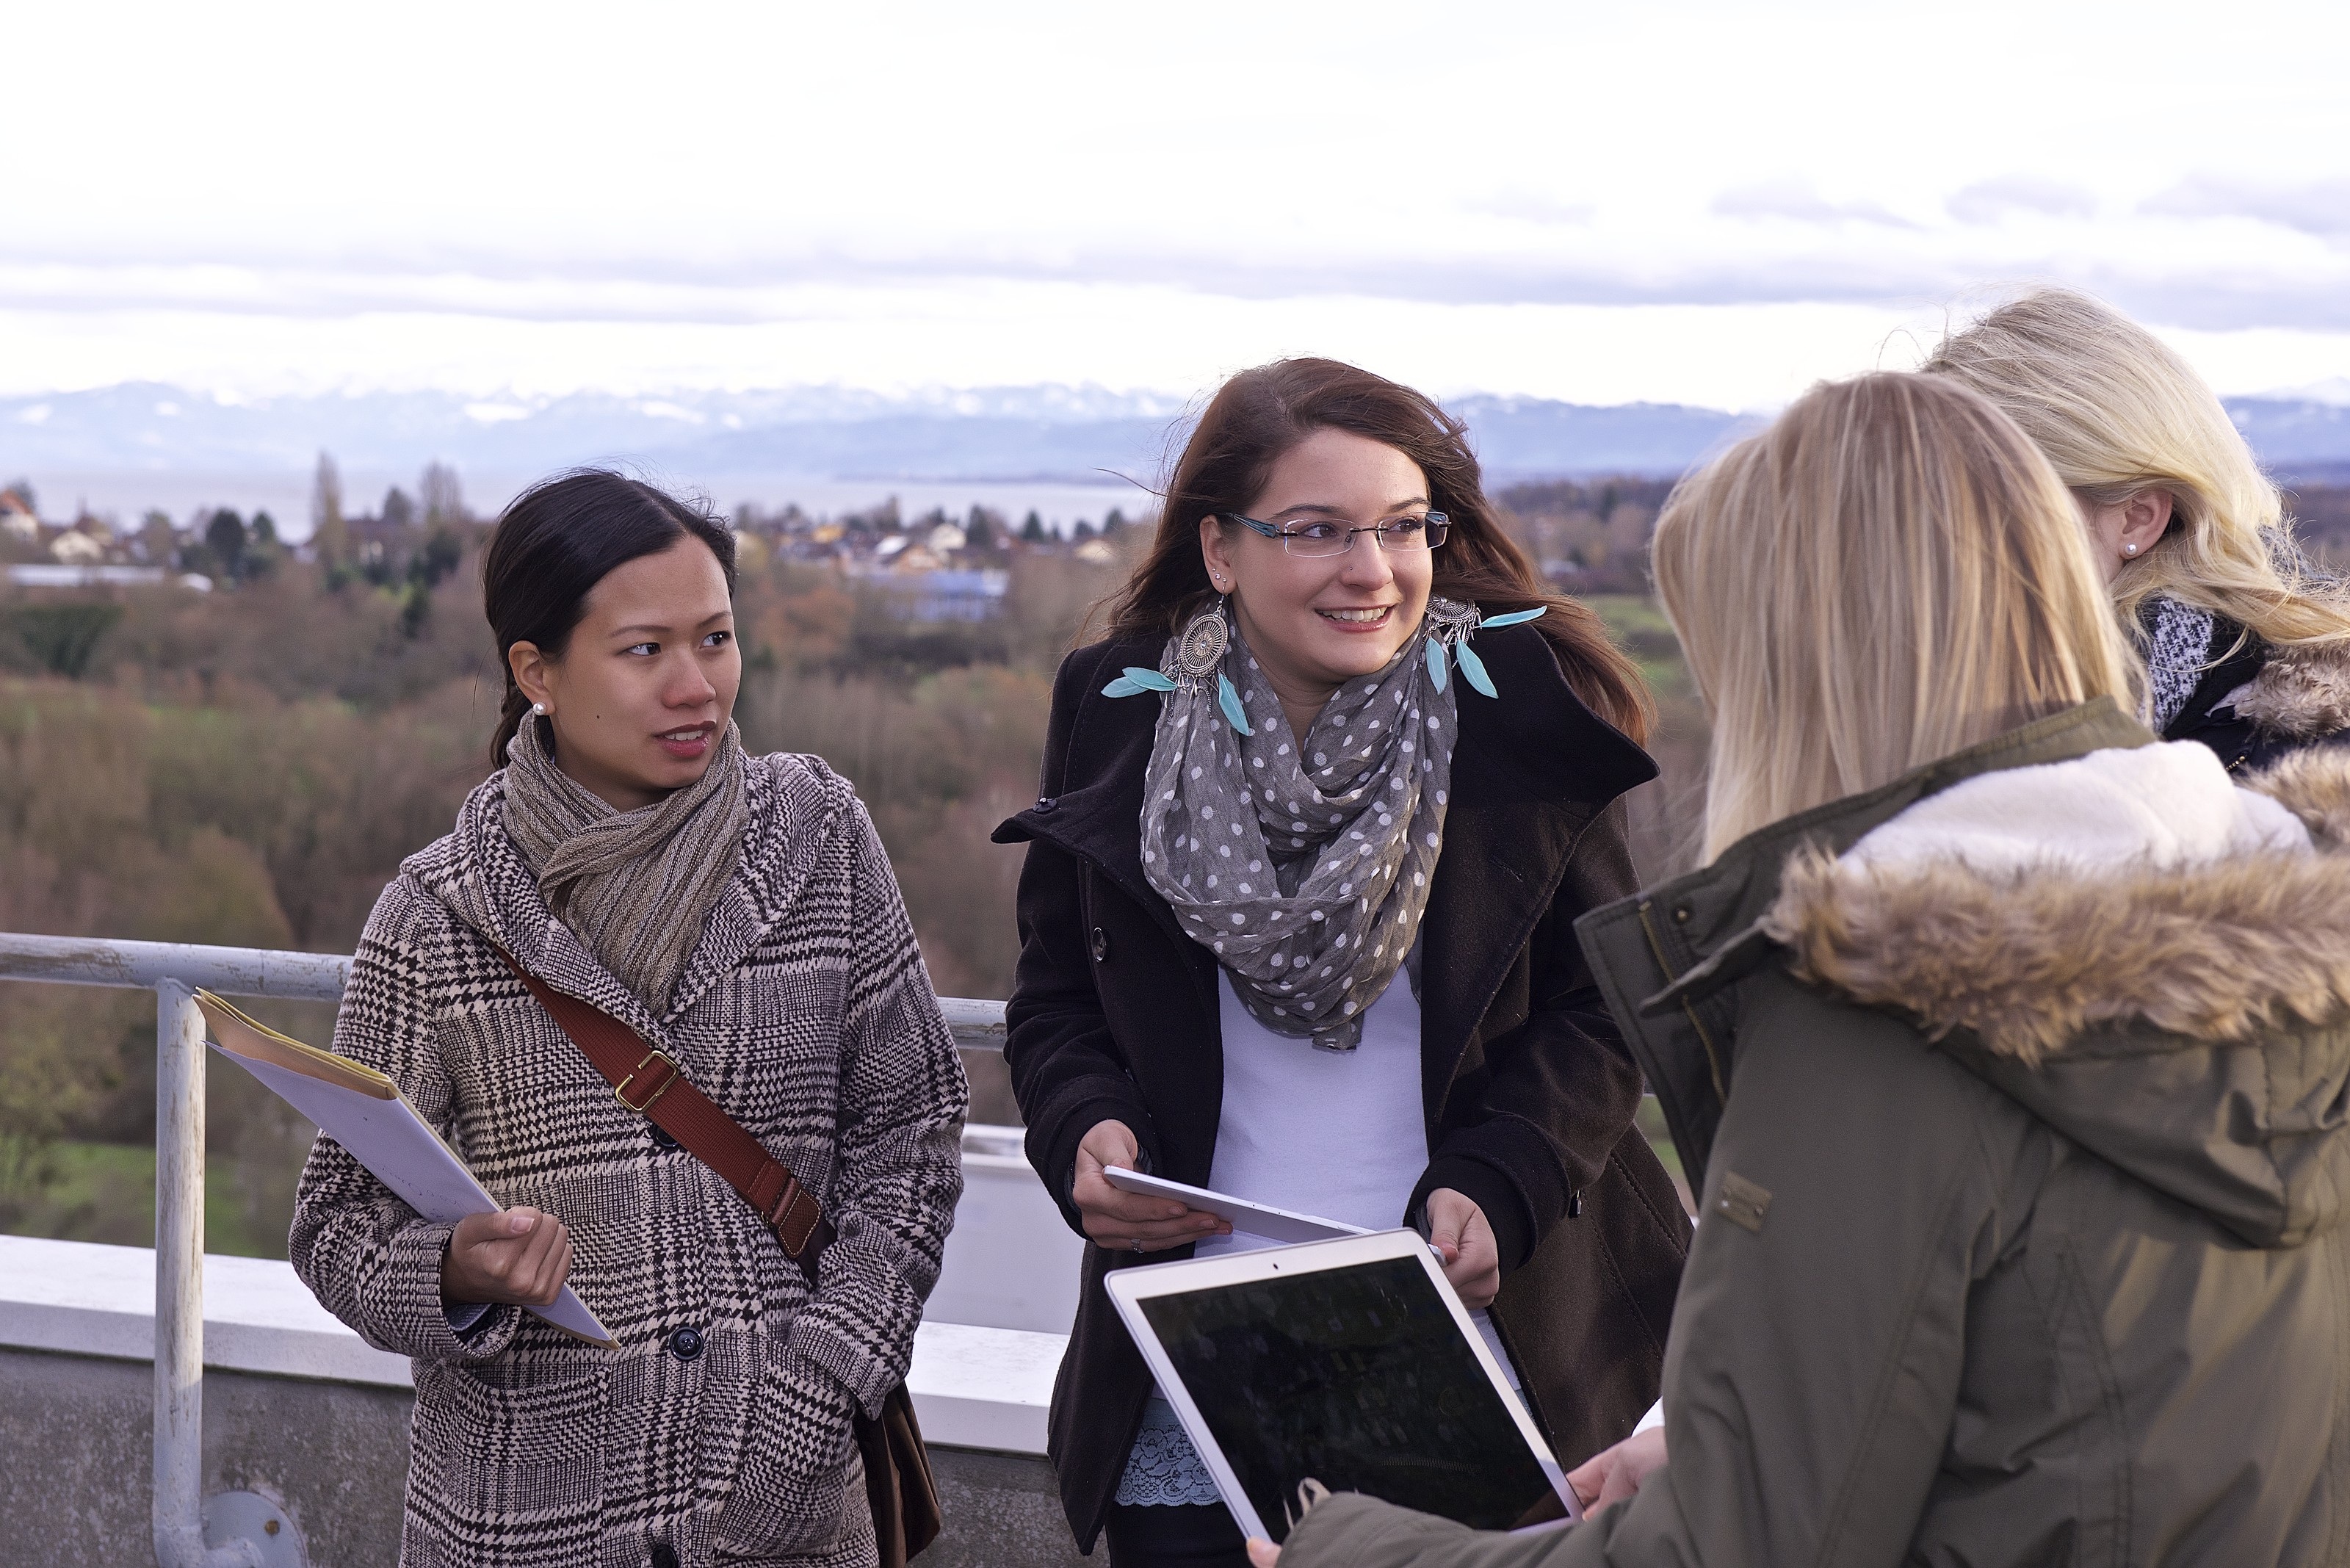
left=419, top=462, right=465, bottom=529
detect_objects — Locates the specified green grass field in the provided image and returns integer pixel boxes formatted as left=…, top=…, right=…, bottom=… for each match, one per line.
left=1583, top=594, right=1693, bottom=699
left=4, top=1138, right=291, bottom=1258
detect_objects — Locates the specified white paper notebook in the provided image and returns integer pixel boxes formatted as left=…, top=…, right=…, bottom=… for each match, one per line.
left=198, top=990, right=614, bottom=1347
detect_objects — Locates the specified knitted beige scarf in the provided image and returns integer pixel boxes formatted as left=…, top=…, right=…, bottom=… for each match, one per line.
left=501, top=715, right=749, bottom=1014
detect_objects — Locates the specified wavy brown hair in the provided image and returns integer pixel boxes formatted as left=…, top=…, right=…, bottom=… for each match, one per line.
left=1093, top=358, right=1652, bottom=743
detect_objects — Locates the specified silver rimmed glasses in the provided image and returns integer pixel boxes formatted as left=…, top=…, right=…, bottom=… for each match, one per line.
left=1221, top=510, right=1450, bottom=559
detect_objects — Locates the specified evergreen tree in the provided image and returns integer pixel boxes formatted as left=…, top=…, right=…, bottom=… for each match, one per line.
left=203, top=509, right=247, bottom=580
left=1019, top=510, right=1046, bottom=543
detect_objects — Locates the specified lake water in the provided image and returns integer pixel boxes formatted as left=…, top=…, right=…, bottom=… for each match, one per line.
left=27, top=469, right=1158, bottom=541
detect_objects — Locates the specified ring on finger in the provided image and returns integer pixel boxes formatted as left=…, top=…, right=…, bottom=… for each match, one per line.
left=1130, top=1238, right=1144, bottom=1254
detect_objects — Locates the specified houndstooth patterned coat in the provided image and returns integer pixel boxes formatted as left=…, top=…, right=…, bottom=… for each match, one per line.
left=290, top=751, right=968, bottom=1568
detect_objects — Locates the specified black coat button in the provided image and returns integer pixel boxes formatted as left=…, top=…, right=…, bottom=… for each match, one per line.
left=1091, top=925, right=1112, bottom=962
left=649, top=1124, right=679, bottom=1151
left=651, top=1546, right=679, bottom=1568
left=667, top=1326, right=704, bottom=1362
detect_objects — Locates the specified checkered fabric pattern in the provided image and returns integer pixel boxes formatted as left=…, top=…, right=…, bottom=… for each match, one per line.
left=289, top=751, right=968, bottom=1568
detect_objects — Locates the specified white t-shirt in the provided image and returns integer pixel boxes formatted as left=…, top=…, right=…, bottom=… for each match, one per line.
left=1196, top=967, right=1519, bottom=1386
left=1199, top=968, right=1429, bottom=1237
left=1118, top=964, right=1522, bottom=1508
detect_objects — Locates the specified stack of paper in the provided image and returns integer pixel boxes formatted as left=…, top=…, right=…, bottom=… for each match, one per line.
left=199, top=991, right=614, bottom=1347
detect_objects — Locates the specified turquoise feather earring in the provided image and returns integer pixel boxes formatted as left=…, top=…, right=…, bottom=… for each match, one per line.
left=1102, top=595, right=1255, bottom=736
left=1423, top=598, right=1547, bottom=697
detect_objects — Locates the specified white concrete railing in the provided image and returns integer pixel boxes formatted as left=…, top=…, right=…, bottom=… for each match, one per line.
left=0, top=1226, right=1069, bottom=1454
left=0, top=932, right=1048, bottom=1568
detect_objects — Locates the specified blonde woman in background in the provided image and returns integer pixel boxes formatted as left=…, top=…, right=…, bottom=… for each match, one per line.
left=1257, top=372, right=2350, bottom=1567
left=1927, top=286, right=2350, bottom=770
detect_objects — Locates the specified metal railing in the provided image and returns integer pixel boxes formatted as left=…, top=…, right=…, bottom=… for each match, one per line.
left=0, top=932, right=1007, bottom=1568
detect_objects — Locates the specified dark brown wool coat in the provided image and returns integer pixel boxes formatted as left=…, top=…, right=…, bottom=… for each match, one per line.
left=291, top=752, right=967, bottom=1568
left=992, top=625, right=1693, bottom=1552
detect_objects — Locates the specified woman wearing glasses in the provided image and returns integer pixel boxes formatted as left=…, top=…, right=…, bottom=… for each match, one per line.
left=994, top=359, right=1692, bottom=1568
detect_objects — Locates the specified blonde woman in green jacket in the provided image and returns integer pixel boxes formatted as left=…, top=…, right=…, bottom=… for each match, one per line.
left=1262, top=372, right=2350, bottom=1567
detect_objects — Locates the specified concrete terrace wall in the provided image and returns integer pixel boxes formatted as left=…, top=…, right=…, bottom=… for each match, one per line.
left=0, top=1127, right=1093, bottom=1568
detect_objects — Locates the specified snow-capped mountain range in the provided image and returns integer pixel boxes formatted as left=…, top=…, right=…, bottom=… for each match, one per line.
left=7, top=383, right=2349, bottom=505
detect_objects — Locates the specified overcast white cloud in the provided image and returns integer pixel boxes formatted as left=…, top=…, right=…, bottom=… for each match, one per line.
left=6, top=0, right=2350, bottom=408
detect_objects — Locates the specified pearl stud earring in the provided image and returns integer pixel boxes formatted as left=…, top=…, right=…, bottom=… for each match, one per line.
left=2123, top=543, right=2138, bottom=557
left=532, top=702, right=547, bottom=715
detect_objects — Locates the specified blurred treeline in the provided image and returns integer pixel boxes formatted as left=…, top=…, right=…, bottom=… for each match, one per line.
left=0, top=472, right=1701, bottom=1254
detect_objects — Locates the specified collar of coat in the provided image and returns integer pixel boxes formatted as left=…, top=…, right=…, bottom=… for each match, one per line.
left=994, top=623, right=1658, bottom=1080
left=400, top=748, right=854, bottom=1038
left=2232, top=632, right=2350, bottom=740
left=1624, top=698, right=2350, bottom=1065
left=994, top=621, right=1656, bottom=914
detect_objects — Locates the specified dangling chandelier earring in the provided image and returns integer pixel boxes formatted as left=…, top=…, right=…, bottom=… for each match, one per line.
left=1099, top=592, right=1254, bottom=735
left=1422, top=596, right=1547, bottom=698
left=1175, top=595, right=1253, bottom=735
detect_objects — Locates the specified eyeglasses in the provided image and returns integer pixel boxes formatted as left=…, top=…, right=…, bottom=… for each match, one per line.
left=1220, top=511, right=1450, bottom=559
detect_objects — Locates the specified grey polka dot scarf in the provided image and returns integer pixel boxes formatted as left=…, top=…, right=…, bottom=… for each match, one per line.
left=1139, top=622, right=1457, bottom=1052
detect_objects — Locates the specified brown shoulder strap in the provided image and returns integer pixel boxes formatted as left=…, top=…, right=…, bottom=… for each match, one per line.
left=495, top=949, right=829, bottom=1261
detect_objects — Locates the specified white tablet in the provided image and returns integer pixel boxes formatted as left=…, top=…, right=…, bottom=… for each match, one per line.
left=1104, top=1227, right=1580, bottom=1542
left=1102, top=1166, right=1367, bottom=1244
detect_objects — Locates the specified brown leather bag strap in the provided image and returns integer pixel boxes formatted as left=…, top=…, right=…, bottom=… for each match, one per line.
left=495, top=949, right=829, bottom=1260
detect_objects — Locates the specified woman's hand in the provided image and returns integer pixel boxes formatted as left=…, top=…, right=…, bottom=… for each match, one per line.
left=1425, top=1188, right=1500, bottom=1309
left=441, top=1207, right=574, bottom=1307
left=1566, top=1426, right=1666, bottom=1513
left=1072, top=1120, right=1230, bottom=1253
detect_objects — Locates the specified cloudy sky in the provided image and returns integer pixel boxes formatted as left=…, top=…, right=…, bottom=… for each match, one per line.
left=9, top=0, right=2350, bottom=410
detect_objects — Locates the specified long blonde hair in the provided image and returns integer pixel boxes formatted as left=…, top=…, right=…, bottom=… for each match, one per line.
left=1655, top=372, right=2136, bottom=859
left=1923, top=286, right=2350, bottom=650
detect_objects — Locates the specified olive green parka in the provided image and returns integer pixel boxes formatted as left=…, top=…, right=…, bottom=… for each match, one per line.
left=1280, top=701, right=2350, bottom=1567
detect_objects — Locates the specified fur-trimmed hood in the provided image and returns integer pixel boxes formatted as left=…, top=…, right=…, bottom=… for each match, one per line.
left=2233, top=635, right=2350, bottom=739
left=1762, top=742, right=2350, bottom=1247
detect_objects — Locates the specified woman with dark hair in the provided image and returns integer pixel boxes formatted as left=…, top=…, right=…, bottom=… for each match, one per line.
left=994, top=360, right=1691, bottom=1567
left=291, top=470, right=967, bottom=1568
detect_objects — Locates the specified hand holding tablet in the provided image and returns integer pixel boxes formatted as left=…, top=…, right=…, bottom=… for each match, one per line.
left=1071, top=1121, right=1232, bottom=1252
left=1105, top=1229, right=1580, bottom=1542
left=1102, top=1167, right=1368, bottom=1246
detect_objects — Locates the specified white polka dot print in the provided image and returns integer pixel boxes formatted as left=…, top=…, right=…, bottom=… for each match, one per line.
left=1135, top=604, right=1466, bottom=1052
